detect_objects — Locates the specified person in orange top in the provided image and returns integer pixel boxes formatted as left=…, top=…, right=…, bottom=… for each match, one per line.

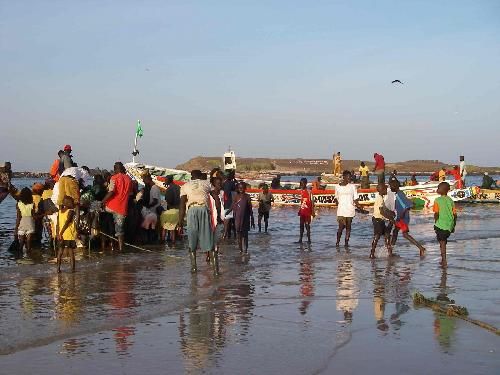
left=311, top=177, right=322, bottom=190
left=49, top=150, right=64, bottom=182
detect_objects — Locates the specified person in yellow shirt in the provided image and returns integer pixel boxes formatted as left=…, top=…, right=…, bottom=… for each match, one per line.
left=438, top=167, right=447, bottom=182
left=15, top=187, right=35, bottom=255
left=41, top=179, right=54, bottom=201
left=359, top=162, right=370, bottom=189
left=57, top=196, right=77, bottom=273
left=334, top=152, right=342, bottom=177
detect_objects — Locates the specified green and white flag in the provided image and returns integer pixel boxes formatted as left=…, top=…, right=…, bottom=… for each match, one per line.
left=136, top=120, right=144, bottom=137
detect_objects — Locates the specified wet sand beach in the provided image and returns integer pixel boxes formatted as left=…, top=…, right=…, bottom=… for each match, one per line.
left=0, top=181, right=499, bottom=374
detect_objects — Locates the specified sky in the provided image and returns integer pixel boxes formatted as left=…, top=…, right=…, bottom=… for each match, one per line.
left=1, top=0, right=499, bottom=170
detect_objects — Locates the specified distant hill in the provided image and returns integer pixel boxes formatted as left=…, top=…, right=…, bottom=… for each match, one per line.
left=176, top=156, right=500, bottom=175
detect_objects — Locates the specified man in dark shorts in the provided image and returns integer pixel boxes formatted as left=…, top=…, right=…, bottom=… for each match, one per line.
left=433, top=182, right=457, bottom=268
left=257, top=184, right=274, bottom=233
left=389, top=179, right=426, bottom=257
left=370, top=183, right=394, bottom=258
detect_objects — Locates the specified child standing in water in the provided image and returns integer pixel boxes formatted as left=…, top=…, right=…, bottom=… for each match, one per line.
left=57, top=196, right=77, bottom=273
left=258, top=184, right=274, bottom=233
left=389, top=179, right=426, bottom=256
left=370, top=183, right=395, bottom=258
left=298, top=178, right=314, bottom=243
left=15, top=187, right=35, bottom=256
left=433, top=182, right=457, bottom=268
left=232, top=182, right=254, bottom=253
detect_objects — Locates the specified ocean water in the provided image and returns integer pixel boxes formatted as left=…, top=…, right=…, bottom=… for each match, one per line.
left=0, top=178, right=498, bottom=374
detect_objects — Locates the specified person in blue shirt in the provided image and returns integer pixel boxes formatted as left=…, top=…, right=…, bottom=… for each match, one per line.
left=389, top=179, right=426, bottom=257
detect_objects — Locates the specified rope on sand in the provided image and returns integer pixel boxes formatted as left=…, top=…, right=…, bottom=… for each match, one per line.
left=413, top=292, right=500, bottom=336
left=98, top=231, right=152, bottom=253
left=97, top=232, right=184, bottom=259
left=85, top=213, right=153, bottom=253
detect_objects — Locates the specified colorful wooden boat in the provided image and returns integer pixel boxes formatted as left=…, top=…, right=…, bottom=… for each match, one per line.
left=462, top=188, right=500, bottom=204
left=125, top=163, right=474, bottom=208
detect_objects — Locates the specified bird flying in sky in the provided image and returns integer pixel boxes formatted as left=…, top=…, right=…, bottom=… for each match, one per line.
left=391, top=80, right=403, bottom=84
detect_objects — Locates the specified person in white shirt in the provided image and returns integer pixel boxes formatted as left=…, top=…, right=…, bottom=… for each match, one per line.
left=335, top=170, right=364, bottom=247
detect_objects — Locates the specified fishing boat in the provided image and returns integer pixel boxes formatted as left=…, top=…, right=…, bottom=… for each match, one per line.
left=124, top=163, right=473, bottom=208
left=124, top=131, right=473, bottom=208
left=462, top=188, right=500, bottom=204
left=125, top=162, right=190, bottom=184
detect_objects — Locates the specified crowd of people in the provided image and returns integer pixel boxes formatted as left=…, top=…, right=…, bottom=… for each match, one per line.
left=296, top=171, right=453, bottom=267
left=1, top=147, right=496, bottom=275
left=329, top=153, right=494, bottom=191
left=0, top=147, right=277, bottom=275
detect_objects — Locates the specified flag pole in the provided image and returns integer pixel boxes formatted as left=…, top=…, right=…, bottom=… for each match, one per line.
left=132, top=120, right=141, bottom=163
left=133, top=132, right=138, bottom=163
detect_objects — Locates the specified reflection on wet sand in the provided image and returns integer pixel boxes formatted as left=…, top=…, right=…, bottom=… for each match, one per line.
left=299, top=254, right=315, bottom=315
left=0, top=199, right=499, bottom=373
left=51, top=273, right=83, bottom=324
left=336, top=259, right=358, bottom=322
left=60, top=337, right=92, bottom=355
left=433, top=269, right=457, bottom=352
left=371, top=260, right=411, bottom=333
left=19, top=277, right=43, bottom=317
left=179, top=274, right=255, bottom=372
left=372, top=261, right=390, bottom=332
left=109, top=264, right=138, bottom=356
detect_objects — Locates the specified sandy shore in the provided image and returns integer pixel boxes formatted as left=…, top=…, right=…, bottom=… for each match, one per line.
left=0, top=203, right=499, bottom=374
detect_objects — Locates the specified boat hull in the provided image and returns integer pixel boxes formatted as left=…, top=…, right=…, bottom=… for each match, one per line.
left=124, top=163, right=475, bottom=208
left=247, top=187, right=473, bottom=208
left=246, top=189, right=352, bottom=207
left=462, top=188, right=500, bottom=204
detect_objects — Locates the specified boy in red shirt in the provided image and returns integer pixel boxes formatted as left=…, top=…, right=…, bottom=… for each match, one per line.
left=298, top=178, right=315, bottom=244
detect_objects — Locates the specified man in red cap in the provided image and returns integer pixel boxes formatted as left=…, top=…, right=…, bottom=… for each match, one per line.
left=58, top=144, right=75, bottom=174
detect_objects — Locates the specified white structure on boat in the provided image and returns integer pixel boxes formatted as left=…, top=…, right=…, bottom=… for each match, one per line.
left=223, top=147, right=236, bottom=172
